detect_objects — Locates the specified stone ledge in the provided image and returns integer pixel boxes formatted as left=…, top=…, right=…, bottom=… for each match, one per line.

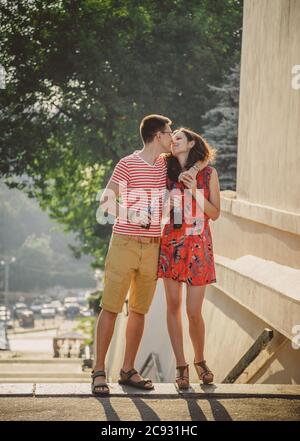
left=214, top=254, right=300, bottom=340
left=0, top=384, right=34, bottom=396
left=0, top=358, right=84, bottom=364
left=7, top=326, right=58, bottom=335
left=220, top=191, right=300, bottom=236
left=1, top=383, right=300, bottom=398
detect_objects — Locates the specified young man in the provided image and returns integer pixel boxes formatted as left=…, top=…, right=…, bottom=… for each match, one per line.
left=92, top=114, right=204, bottom=395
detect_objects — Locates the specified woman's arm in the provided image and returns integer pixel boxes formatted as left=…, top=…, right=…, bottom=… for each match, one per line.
left=203, top=168, right=220, bottom=221
left=180, top=167, right=221, bottom=221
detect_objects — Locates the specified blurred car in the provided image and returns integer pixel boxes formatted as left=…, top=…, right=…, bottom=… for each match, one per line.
left=41, top=305, right=56, bottom=319
left=64, top=297, right=78, bottom=306
left=13, top=303, right=28, bottom=319
left=0, top=307, right=14, bottom=329
left=50, top=300, right=64, bottom=315
left=18, top=309, right=35, bottom=328
left=0, top=307, right=11, bottom=318
left=30, top=301, right=43, bottom=314
left=77, top=296, right=87, bottom=307
left=64, top=302, right=80, bottom=319
left=0, top=317, right=14, bottom=329
left=79, top=307, right=93, bottom=318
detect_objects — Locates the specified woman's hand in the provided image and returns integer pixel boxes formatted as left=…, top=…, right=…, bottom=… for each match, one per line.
left=179, top=173, right=197, bottom=191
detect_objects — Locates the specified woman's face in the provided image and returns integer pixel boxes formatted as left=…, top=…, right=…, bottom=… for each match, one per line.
left=171, top=130, right=195, bottom=157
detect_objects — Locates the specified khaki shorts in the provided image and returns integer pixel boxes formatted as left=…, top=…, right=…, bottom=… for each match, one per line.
left=101, top=233, right=160, bottom=315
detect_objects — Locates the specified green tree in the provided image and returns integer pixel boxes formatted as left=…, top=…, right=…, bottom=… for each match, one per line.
left=202, top=63, right=240, bottom=190
left=0, top=0, right=243, bottom=266
left=0, top=182, right=95, bottom=291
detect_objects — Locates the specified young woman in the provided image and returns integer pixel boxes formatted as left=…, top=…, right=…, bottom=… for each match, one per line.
left=158, top=128, right=220, bottom=389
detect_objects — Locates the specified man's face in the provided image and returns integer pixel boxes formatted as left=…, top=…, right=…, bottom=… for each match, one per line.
left=157, top=124, right=173, bottom=152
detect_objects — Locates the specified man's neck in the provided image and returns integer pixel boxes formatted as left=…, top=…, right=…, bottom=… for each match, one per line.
left=138, top=143, right=163, bottom=166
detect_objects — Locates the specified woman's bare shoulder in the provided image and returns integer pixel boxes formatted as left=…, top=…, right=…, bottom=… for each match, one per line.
left=208, top=166, right=218, bottom=175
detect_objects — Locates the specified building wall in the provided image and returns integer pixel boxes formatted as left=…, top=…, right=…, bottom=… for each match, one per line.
left=237, top=0, right=300, bottom=213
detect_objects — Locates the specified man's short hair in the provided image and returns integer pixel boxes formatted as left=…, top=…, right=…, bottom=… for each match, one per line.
left=140, top=114, right=172, bottom=144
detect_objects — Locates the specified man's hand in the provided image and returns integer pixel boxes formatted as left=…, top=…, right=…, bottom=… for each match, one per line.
left=179, top=159, right=209, bottom=182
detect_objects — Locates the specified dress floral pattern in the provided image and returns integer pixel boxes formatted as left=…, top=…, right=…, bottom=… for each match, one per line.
left=158, top=166, right=217, bottom=286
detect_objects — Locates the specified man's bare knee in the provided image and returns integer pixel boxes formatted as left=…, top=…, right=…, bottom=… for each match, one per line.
left=128, top=310, right=146, bottom=320
left=99, top=309, right=118, bottom=321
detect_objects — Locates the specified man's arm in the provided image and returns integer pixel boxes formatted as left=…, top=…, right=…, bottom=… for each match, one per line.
left=99, top=179, right=124, bottom=219
left=99, top=178, right=149, bottom=225
left=178, top=159, right=209, bottom=182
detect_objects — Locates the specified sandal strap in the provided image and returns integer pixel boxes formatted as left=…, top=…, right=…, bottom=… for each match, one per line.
left=138, top=379, right=152, bottom=386
left=200, top=371, right=211, bottom=379
left=120, top=368, right=138, bottom=379
left=92, top=383, right=110, bottom=395
left=92, top=383, right=109, bottom=390
left=176, top=365, right=189, bottom=380
left=91, top=370, right=106, bottom=379
left=194, top=360, right=213, bottom=379
left=194, top=360, right=212, bottom=372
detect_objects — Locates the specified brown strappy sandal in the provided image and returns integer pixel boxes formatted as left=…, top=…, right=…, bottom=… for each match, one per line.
left=194, top=360, right=214, bottom=384
left=118, top=368, right=154, bottom=390
left=91, top=370, right=110, bottom=396
left=175, top=364, right=190, bottom=390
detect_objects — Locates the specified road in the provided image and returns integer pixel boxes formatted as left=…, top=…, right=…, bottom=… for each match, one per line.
left=0, top=317, right=90, bottom=382
left=5, top=318, right=78, bottom=358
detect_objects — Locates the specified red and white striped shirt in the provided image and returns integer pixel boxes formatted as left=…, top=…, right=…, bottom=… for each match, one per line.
left=110, top=150, right=167, bottom=236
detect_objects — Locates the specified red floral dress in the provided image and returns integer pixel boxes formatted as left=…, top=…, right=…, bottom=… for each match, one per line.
left=158, top=166, right=217, bottom=286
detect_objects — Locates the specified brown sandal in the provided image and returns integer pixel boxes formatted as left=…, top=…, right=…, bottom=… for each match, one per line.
left=91, top=370, right=110, bottom=396
left=194, top=360, right=214, bottom=384
left=118, top=368, right=154, bottom=390
left=175, top=364, right=189, bottom=390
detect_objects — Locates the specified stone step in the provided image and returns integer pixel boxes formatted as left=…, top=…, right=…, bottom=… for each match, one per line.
left=0, top=373, right=90, bottom=379
left=0, top=378, right=91, bottom=383
left=0, top=383, right=299, bottom=397
left=0, top=358, right=83, bottom=363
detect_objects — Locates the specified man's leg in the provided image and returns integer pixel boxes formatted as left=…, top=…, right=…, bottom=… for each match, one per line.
left=92, top=234, right=137, bottom=392
left=120, top=241, right=160, bottom=386
left=121, top=310, right=148, bottom=383
left=92, top=308, right=118, bottom=391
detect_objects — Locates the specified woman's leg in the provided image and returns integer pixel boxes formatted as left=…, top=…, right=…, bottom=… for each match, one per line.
left=186, top=284, right=214, bottom=383
left=186, top=284, right=206, bottom=363
left=163, top=278, right=189, bottom=386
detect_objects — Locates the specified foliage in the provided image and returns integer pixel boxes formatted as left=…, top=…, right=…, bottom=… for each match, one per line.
left=0, top=182, right=94, bottom=291
left=87, top=290, right=103, bottom=315
left=75, top=316, right=96, bottom=346
left=0, top=0, right=243, bottom=266
left=202, top=63, right=240, bottom=190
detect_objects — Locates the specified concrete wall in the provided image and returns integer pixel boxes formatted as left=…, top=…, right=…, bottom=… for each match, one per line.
left=237, top=0, right=300, bottom=213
